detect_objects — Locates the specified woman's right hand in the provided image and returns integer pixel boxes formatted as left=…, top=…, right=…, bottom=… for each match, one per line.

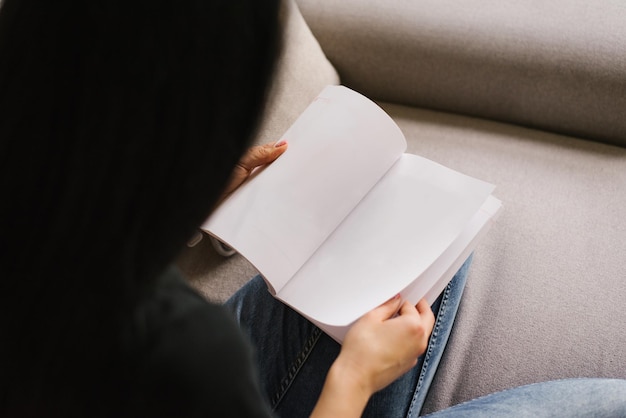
left=311, top=296, right=436, bottom=417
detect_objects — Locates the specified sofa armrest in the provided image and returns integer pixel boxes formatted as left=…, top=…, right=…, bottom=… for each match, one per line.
left=296, top=0, right=626, bottom=147
left=252, top=0, right=339, bottom=146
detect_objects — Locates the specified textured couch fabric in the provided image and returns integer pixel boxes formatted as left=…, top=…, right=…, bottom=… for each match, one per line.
left=179, top=0, right=626, bottom=414
left=382, top=104, right=626, bottom=413
left=296, top=0, right=626, bottom=147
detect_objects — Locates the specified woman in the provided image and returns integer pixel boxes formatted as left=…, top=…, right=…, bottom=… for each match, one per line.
left=0, top=0, right=435, bottom=415
left=1, top=0, right=624, bottom=417
left=0, top=0, right=280, bottom=415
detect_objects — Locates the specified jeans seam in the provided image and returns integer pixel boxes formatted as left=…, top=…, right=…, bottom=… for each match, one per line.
left=270, top=326, right=323, bottom=409
left=406, top=281, right=452, bottom=418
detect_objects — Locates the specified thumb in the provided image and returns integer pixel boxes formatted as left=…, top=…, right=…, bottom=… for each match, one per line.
left=367, top=294, right=403, bottom=321
left=239, top=141, right=288, bottom=172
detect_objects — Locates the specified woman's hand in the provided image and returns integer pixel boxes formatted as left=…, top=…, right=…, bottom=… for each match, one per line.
left=339, top=296, right=435, bottom=393
left=188, top=141, right=287, bottom=248
left=311, top=296, right=435, bottom=417
left=219, top=140, right=288, bottom=203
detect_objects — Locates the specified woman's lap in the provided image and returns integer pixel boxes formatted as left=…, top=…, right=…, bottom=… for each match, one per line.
left=225, top=256, right=626, bottom=417
left=225, top=256, right=473, bottom=417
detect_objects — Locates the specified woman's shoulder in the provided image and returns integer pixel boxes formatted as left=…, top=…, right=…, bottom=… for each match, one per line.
left=125, top=266, right=272, bottom=417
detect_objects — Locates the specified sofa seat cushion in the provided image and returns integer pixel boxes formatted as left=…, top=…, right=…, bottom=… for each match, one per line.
left=378, top=102, right=626, bottom=413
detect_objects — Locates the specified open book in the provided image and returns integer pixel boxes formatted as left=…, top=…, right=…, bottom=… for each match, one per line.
left=202, top=85, right=502, bottom=342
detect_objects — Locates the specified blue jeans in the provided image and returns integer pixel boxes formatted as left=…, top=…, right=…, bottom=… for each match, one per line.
left=225, top=257, right=626, bottom=417
left=421, top=378, right=626, bottom=417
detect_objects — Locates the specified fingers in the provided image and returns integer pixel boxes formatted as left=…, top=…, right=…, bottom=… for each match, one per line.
left=405, top=298, right=435, bottom=325
left=367, top=294, right=402, bottom=321
left=415, top=298, right=432, bottom=316
left=396, top=297, right=433, bottom=318
left=216, top=141, right=288, bottom=207
left=370, top=295, right=435, bottom=324
left=398, top=299, right=419, bottom=317
left=238, top=140, right=288, bottom=173
left=340, top=296, right=436, bottom=394
left=415, top=298, right=435, bottom=330
left=394, top=298, right=435, bottom=341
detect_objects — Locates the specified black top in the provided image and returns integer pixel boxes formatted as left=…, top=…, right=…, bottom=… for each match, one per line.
left=121, top=266, right=273, bottom=418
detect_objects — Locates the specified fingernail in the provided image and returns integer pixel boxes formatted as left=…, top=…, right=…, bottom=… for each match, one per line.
left=274, top=139, right=287, bottom=148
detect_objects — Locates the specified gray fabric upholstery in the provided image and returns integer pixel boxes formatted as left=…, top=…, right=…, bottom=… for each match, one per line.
left=252, top=0, right=339, bottom=147
left=381, top=103, right=626, bottom=413
left=295, top=0, right=626, bottom=147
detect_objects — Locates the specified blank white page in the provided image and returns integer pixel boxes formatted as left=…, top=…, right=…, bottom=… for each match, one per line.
left=307, top=195, right=502, bottom=343
left=277, top=153, right=495, bottom=325
left=202, top=86, right=406, bottom=293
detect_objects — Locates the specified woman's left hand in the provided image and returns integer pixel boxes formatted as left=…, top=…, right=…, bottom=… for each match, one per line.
left=188, top=140, right=287, bottom=248
left=219, top=140, right=288, bottom=203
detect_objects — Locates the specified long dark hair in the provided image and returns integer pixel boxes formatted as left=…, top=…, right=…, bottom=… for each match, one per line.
left=0, top=0, right=280, bottom=415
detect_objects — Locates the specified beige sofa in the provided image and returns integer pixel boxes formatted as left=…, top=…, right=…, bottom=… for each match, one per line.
left=178, top=0, right=626, bottom=413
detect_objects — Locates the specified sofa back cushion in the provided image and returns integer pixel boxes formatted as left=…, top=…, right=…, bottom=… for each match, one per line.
left=296, top=0, right=626, bottom=147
